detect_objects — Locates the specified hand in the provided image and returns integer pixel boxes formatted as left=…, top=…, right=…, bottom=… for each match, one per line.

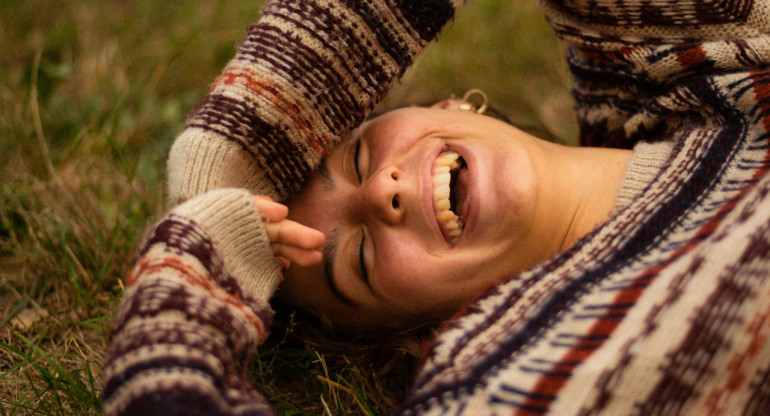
left=253, top=195, right=324, bottom=269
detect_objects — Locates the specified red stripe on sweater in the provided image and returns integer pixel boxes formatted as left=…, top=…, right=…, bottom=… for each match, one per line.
left=694, top=77, right=770, bottom=413
left=519, top=76, right=770, bottom=411
left=674, top=44, right=708, bottom=69
left=516, top=304, right=633, bottom=415
left=216, top=68, right=327, bottom=155
left=700, top=300, right=770, bottom=415
left=131, top=256, right=269, bottom=341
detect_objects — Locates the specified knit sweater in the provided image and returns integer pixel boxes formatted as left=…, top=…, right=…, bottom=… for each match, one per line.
left=102, top=1, right=770, bottom=415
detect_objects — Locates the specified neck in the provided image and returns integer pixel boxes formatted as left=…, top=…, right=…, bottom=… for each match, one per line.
left=561, top=146, right=632, bottom=250
left=534, top=141, right=632, bottom=253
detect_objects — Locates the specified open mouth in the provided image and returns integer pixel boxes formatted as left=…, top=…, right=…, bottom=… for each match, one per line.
left=431, top=150, right=469, bottom=244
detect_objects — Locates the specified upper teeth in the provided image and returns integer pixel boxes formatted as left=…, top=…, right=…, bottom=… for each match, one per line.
left=432, top=151, right=463, bottom=243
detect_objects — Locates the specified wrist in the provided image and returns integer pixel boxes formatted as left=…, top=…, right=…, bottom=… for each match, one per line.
left=171, top=188, right=282, bottom=301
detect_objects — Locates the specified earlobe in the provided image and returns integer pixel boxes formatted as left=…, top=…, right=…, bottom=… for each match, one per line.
left=430, top=89, right=488, bottom=115
left=430, top=98, right=464, bottom=111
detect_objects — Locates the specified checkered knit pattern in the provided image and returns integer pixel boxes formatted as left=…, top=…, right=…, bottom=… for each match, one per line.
left=103, top=0, right=770, bottom=415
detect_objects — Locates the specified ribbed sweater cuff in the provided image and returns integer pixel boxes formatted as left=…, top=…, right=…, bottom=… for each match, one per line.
left=615, top=140, right=675, bottom=211
left=167, top=128, right=278, bottom=205
left=171, top=188, right=281, bottom=302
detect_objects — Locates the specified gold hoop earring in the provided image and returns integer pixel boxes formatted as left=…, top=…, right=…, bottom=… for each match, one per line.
left=459, top=89, right=488, bottom=115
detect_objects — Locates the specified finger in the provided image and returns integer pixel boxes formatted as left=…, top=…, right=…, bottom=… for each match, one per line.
left=276, top=256, right=291, bottom=270
left=252, top=195, right=288, bottom=222
left=264, top=220, right=325, bottom=248
left=271, top=243, right=323, bottom=267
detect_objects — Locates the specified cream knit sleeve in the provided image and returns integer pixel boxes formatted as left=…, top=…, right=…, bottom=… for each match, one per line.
left=168, top=188, right=282, bottom=299
left=102, top=188, right=280, bottom=416
left=166, top=0, right=463, bottom=205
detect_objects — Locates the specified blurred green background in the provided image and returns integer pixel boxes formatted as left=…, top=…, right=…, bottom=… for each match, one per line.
left=0, top=1, right=573, bottom=414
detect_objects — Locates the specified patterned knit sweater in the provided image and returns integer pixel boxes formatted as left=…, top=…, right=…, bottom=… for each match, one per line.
left=103, top=1, right=770, bottom=415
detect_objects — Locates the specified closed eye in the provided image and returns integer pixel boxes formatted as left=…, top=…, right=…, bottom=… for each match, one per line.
left=353, top=137, right=362, bottom=184
left=358, top=234, right=369, bottom=286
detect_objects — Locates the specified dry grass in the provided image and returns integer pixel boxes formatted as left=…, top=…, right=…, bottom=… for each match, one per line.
left=0, top=1, right=572, bottom=414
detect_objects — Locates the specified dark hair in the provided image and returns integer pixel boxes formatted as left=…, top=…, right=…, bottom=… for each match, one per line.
left=264, top=297, right=435, bottom=412
left=267, top=97, right=519, bottom=412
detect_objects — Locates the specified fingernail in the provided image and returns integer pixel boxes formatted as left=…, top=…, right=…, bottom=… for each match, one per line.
left=277, top=256, right=290, bottom=270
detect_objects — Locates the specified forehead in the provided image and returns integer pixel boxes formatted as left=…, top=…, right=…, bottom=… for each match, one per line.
left=283, top=155, right=357, bottom=320
left=338, top=106, right=439, bottom=146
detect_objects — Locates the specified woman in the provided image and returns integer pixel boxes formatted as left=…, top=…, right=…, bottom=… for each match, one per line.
left=103, top=0, right=770, bottom=415
left=281, top=102, right=631, bottom=329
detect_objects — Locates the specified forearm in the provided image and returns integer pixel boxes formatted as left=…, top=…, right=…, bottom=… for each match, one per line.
left=102, top=189, right=279, bottom=415
left=167, top=0, right=462, bottom=204
left=539, top=0, right=770, bottom=148
left=540, top=0, right=770, bottom=49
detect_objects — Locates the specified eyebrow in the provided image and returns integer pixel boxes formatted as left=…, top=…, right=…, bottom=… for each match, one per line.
left=322, top=230, right=357, bottom=307
left=318, top=161, right=336, bottom=190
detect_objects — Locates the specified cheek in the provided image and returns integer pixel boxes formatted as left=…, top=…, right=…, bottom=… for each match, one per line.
left=376, top=243, right=437, bottom=293
left=374, top=241, right=471, bottom=299
left=375, top=246, right=491, bottom=318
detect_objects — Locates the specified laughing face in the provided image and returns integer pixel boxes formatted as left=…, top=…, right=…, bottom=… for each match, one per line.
left=281, top=106, right=579, bottom=329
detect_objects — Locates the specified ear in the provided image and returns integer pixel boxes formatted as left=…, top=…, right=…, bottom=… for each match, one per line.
left=430, top=98, right=464, bottom=111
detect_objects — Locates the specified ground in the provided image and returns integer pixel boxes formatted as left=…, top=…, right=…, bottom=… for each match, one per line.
left=0, top=1, right=571, bottom=414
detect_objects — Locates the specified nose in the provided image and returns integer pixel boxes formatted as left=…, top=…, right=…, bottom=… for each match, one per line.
left=353, top=166, right=405, bottom=225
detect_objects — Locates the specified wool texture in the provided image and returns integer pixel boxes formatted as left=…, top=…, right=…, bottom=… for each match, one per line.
left=103, top=0, right=770, bottom=415
left=166, top=0, right=460, bottom=204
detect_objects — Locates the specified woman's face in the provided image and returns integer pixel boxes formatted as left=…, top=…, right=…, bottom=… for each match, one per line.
left=282, top=107, right=566, bottom=329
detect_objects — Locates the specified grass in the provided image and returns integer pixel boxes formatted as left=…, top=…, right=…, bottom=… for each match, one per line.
left=0, top=1, right=573, bottom=414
